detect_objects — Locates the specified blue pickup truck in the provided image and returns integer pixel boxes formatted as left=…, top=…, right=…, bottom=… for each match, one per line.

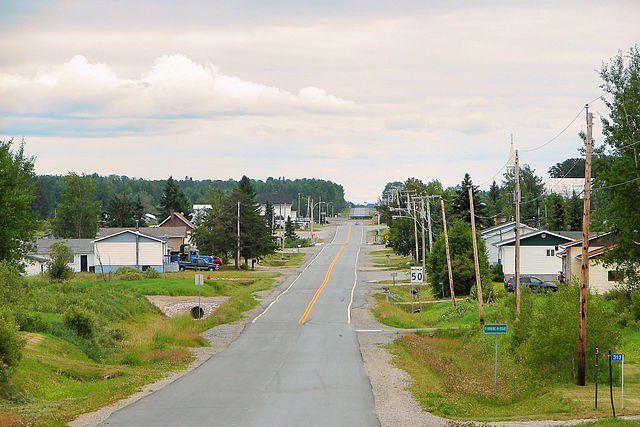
left=177, top=258, right=219, bottom=271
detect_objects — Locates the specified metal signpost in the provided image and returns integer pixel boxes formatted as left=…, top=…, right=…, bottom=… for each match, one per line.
left=611, top=353, right=624, bottom=410
left=194, top=274, right=204, bottom=319
left=410, top=266, right=424, bottom=312
left=484, top=324, right=507, bottom=395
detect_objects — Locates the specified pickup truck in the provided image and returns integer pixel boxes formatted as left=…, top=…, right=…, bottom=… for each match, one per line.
left=178, top=258, right=219, bottom=271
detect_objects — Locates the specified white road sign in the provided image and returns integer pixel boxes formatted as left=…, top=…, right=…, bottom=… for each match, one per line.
left=410, top=267, right=424, bottom=284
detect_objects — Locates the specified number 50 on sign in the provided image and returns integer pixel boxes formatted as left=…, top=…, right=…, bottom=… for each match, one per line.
left=410, top=267, right=424, bottom=283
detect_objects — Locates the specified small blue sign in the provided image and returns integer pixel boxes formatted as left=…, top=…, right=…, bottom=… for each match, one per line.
left=611, top=353, right=624, bottom=361
left=484, top=324, right=507, bottom=334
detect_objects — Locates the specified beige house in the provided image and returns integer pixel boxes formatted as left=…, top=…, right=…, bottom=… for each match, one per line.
left=558, top=232, right=620, bottom=294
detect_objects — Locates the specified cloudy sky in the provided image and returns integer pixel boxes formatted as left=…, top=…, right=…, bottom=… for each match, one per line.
left=1, top=1, right=638, bottom=203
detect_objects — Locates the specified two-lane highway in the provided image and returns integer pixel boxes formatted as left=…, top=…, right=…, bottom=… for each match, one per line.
left=102, top=222, right=378, bottom=426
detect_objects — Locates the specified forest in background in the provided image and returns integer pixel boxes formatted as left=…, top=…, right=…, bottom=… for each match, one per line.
left=31, top=174, right=348, bottom=220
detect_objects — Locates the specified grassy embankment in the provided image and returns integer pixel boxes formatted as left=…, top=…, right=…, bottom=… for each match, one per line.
left=369, top=248, right=640, bottom=424
left=0, top=260, right=297, bottom=426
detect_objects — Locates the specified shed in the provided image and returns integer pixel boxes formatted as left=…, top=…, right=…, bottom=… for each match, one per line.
left=94, top=230, right=168, bottom=273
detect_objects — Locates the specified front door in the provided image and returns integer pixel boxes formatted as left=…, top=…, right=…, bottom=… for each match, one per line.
left=80, top=255, right=88, bottom=272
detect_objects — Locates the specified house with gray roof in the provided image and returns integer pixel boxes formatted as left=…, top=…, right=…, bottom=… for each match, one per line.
left=25, top=237, right=95, bottom=276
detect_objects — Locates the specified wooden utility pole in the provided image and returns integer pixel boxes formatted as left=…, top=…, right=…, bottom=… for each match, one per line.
left=411, top=196, right=419, bottom=264
left=236, top=201, right=241, bottom=270
left=426, top=196, right=433, bottom=251
left=420, top=198, right=426, bottom=275
left=441, top=198, right=456, bottom=307
left=578, top=105, right=593, bottom=386
left=469, top=187, right=485, bottom=324
left=514, top=148, right=521, bottom=314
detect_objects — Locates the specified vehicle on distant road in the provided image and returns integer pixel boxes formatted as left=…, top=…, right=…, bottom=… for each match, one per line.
left=504, top=275, right=557, bottom=292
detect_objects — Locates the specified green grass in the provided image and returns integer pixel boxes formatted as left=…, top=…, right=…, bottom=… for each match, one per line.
left=370, top=248, right=413, bottom=270
left=261, top=252, right=305, bottom=267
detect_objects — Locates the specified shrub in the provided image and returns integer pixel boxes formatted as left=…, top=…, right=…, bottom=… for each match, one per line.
left=0, top=262, right=26, bottom=306
left=143, top=268, right=160, bottom=279
left=63, top=306, right=96, bottom=338
left=114, top=267, right=142, bottom=281
left=0, top=313, right=25, bottom=382
left=512, top=282, right=620, bottom=383
left=46, top=242, right=74, bottom=282
left=14, top=310, right=48, bottom=333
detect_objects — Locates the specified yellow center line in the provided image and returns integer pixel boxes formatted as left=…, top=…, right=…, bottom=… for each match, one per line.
left=298, top=225, right=352, bottom=324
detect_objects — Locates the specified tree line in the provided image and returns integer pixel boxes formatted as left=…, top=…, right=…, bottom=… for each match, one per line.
left=31, top=174, right=348, bottom=221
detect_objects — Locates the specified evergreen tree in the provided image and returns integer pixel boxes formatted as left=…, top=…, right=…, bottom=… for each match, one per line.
left=104, top=193, right=145, bottom=227
left=191, top=188, right=227, bottom=256
left=544, top=193, right=567, bottom=231
left=158, top=176, right=192, bottom=220
left=0, top=139, right=38, bottom=263
left=452, top=173, right=486, bottom=224
left=53, top=173, right=101, bottom=238
left=427, top=221, right=491, bottom=296
left=284, top=216, right=298, bottom=240
left=566, top=191, right=583, bottom=231
left=264, top=201, right=275, bottom=235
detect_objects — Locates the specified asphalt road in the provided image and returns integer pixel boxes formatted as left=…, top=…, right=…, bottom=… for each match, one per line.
left=101, top=222, right=379, bottom=427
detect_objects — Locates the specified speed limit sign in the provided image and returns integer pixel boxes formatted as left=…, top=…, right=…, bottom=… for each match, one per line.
left=410, top=267, right=424, bottom=284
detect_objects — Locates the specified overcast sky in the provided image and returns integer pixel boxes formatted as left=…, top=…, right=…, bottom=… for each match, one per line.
left=1, top=1, right=639, bottom=203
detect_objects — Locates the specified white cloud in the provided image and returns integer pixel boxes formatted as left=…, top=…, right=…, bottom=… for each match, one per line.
left=0, top=54, right=358, bottom=119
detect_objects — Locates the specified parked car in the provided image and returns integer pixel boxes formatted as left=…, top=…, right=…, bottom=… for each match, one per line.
left=504, top=275, right=557, bottom=293
left=198, top=255, right=223, bottom=266
left=178, top=258, right=219, bottom=271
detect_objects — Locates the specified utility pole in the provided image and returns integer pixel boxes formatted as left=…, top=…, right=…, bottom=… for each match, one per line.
left=441, top=198, right=456, bottom=307
left=469, top=187, right=485, bottom=324
left=514, top=146, right=521, bottom=314
left=298, top=192, right=301, bottom=221
left=307, top=196, right=311, bottom=219
left=236, top=201, right=241, bottom=270
left=420, top=198, right=426, bottom=275
left=578, top=105, right=593, bottom=386
left=411, top=199, right=420, bottom=265
left=310, top=198, right=314, bottom=243
left=426, top=196, right=433, bottom=251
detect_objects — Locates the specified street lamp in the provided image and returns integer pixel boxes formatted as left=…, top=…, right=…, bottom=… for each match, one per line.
left=310, top=200, right=325, bottom=244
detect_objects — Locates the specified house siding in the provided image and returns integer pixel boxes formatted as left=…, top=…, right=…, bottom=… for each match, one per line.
left=501, top=246, right=562, bottom=281
left=94, top=232, right=167, bottom=273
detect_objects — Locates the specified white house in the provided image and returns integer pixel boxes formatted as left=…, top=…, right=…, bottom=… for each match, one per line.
left=258, top=195, right=296, bottom=222
left=496, top=230, right=573, bottom=281
left=24, top=237, right=95, bottom=276
left=93, top=230, right=169, bottom=273
left=480, top=221, right=538, bottom=266
left=558, top=232, right=620, bottom=293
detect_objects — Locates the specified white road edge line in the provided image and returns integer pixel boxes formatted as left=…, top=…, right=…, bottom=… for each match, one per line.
left=347, top=225, right=365, bottom=324
left=252, top=225, right=342, bottom=323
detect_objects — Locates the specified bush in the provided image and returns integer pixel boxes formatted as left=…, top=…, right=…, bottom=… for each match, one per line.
left=0, top=313, right=25, bottom=382
left=63, top=306, right=96, bottom=338
left=46, top=242, right=74, bottom=282
left=512, top=282, right=620, bottom=383
left=143, top=268, right=160, bottom=279
left=14, top=310, right=48, bottom=333
left=490, top=263, right=504, bottom=282
left=114, top=267, right=142, bottom=281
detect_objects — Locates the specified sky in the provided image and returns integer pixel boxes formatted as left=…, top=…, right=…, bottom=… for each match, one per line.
left=1, top=1, right=639, bottom=203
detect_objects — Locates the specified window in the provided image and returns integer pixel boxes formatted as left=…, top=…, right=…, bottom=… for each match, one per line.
left=546, top=249, right=555, bottom=257
left=608, top=271, right=622, bottom=282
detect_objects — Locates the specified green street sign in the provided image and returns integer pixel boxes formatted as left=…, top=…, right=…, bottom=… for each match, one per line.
left=484, top=324, right=507, bottom=334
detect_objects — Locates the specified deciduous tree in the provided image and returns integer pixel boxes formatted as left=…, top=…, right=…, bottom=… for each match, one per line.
left=53, top=173, right=101, bottom=238
left=0, top=139, right=38, bottom=263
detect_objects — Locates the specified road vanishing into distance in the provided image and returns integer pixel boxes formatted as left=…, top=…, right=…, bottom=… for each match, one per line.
left=102, top=222, right=379, bottom=426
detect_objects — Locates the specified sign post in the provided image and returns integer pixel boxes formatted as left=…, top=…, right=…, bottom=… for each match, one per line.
left=410, top=266, right=424, bottom=313
left=194, top=274, right=204, bottom=319
left=611, top=353, right=624, bottom=411
left=484, top=324, right=507, bottom=395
